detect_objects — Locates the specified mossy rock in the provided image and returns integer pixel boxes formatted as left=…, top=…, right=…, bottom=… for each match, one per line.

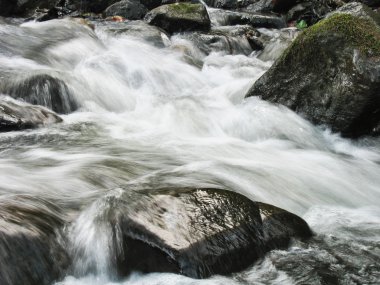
left=246, top=3, right=380, bottom=138
left=93, top=187, right=312, bottom=278
left=144, top=3, right=211, bottom=34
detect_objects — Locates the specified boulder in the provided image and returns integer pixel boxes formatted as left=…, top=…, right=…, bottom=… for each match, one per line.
left=100, top=20, right=170, bottom=47
left=144, top=3, right=211, bottom=34
left=173, top=25, right=260, bottom=56
left=2, top=74, right=78, bottom=114
left=0, top=96, right=62, bottom=132
left=208, top=8, right=287, bottom=29
left=102, top=188, right=312, bottom=278
left=246, top=3, right=380, bottom=138
left=104, top=0, right=148, bottom=20
left=0, top=195, right=69, bottom=285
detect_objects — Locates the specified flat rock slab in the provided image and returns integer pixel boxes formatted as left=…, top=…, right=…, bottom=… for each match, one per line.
left=106, top=188, right=312, bottom=278
left=0, top=96, right=62, bottom=132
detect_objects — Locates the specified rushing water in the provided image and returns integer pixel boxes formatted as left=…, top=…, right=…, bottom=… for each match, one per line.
left=0, top=16, right=379, bottom=285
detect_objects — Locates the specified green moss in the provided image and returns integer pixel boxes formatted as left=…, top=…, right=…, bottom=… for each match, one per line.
left=169, top=3, right=202, bottom=14
left=281, top=14, right=380, bottom=64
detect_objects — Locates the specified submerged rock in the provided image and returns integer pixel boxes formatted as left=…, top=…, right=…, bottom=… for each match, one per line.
left=208, top=8, right=287, bottom=29
left=0, top=96, right=62, bottom=132
left=104, top=0, right=148, bottom=20
left=0, top=195, right=69, bottom=285
left=246, top=3, right=380, bottom=138
left=256, top=27, right=300, bottom=61
left=145, top=3, right=211, bottom=34
left=3, top=74, right=78, bottom=114
left=102, top=188, right=312, bottom=278
left=173, top=25, right=259, bottom=56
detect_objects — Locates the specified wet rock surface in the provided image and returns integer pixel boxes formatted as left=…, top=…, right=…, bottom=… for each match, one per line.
left=208, top=8, right=287, bottom=29
left=246, top=3, right=380, bottom=138
left=2, top=74, right=78, bottom=114
left=144, top=3, right=211, bottom=34
left=104, top=0, right=148, bottom=20
left=0, top=96, right=62, bottom=132
left=105, top=188, right=312, bottom=278
left=0, top=195, right=69, bottom=285
left=99, top=20, right=170, bottom=47
left=173, top=25, right=259, bottom=56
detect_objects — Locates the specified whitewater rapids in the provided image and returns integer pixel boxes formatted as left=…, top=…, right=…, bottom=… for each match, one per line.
left=0, top=17, right=379, bottom=284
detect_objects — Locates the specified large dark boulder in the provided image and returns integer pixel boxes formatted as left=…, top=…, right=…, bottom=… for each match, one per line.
left=0, top=195, right=69, bottom=285
left=2, top=74, right=78, bottom=114
left=100, top=188, right=312, bottom=278
left=0, top=96, right=62, bottom=132
left=208, top=8, right=287, bottom=29
left=144, top=3, right=211, bottom=34
left=246, top=3, right=380, bottom=138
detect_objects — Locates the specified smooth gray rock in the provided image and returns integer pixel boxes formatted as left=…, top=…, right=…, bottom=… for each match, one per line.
left=100, top=20, right=170, bottom=47
left=145, top=3, right=211, bottom=34
left=0, top=96, right=62, bottom=132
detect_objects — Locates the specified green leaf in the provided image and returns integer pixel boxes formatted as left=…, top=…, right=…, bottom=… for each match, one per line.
left=296, top=20, right=308, bottom=30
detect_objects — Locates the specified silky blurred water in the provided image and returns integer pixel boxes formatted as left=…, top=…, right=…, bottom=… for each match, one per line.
left=0, top=18, right=379, bottom=285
